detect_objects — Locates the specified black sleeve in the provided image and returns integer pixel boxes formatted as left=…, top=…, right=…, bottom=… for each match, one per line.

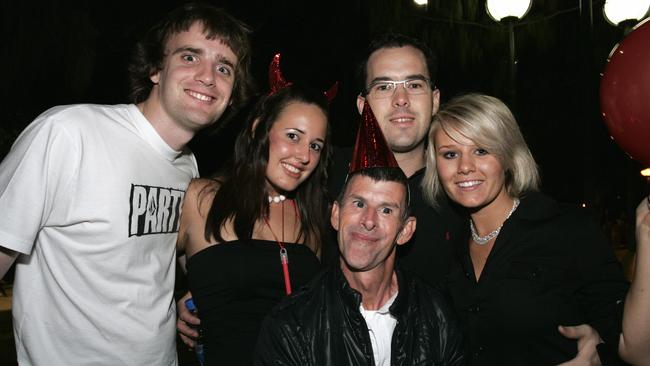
left=425, top=285, right=465, bottom=366
left=254, top=313, right=305, bottom=366
left=438, top=299, right=466, bottom=366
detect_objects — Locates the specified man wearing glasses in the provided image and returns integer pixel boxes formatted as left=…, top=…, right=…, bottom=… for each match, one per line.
left=327, top=33, right=460, bottom=288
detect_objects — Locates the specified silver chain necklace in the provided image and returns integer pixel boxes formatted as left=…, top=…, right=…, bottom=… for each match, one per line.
left=470, top=198, right=520, bottom=245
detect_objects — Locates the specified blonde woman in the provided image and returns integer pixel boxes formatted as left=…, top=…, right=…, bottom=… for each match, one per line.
left=422, top=93, right=629, bottom=365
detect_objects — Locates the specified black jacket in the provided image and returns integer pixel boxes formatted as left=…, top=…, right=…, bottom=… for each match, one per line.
left=446, top=192, right=629, bottom=365
left=254, top=266, right=465, bottom=366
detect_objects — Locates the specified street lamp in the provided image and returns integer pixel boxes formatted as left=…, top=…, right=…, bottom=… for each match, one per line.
left=486, top=0, right=532, bottom=106
left=486, top=0, right=532, bottom=21
left=413, top=0, right=428, bottom=12
left=603, top=0, right=650, bottom=34
left=642, top=168, right=650, bottom=179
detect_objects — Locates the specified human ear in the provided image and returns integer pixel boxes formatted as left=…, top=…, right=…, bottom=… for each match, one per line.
left=431, top=89, right=440, bottom=116
left=356, top=95, right=365, bottom=115
left=150, top=69, right=161, bottom=84
left=330, top=201, right=341, bottom=231
left=396, top=216, right=417, bottom=245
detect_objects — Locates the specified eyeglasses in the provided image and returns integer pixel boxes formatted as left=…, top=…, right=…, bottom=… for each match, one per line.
left=365, top=78, right=432, bottom=99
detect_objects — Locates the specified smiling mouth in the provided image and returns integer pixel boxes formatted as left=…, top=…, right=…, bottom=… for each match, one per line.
left=389, top=116, right=415, bottom=123
left=282, top=162, right=302, bottom=176
left=457, top=180, right=482, bottom=188
left=351, top=232, right=378, bottom=243
left=186, top=90, right=214, bottom=102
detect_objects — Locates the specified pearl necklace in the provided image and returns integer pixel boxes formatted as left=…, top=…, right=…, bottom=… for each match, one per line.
left=268, top=194, right=286, bottom=204
left=470, top=198, right=520, bottom=245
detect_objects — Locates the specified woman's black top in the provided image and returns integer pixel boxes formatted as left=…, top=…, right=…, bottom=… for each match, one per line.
left=446, top=192, right=629, bottom=365
left=187, top=239, right=321, bottom=366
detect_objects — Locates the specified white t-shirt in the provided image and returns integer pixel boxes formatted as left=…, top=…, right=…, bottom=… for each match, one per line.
left=0, top=104, right=198, bottom=365
left=359, top=292, right=398, bottom=366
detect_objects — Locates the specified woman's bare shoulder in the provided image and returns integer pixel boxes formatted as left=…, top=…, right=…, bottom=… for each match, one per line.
left=187, top=177, right=221, bottom=195
left=178, top=178, right=223, bottom=254
left=185, top=177, right=222, bottom=216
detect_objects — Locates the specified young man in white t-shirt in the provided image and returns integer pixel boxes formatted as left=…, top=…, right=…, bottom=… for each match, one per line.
left=0, top=3, right=252, bottom=365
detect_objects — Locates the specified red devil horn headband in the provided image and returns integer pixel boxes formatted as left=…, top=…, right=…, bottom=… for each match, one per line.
left=269, top=53, right=292, bottom=94
left=268, top=53, right=338, bottom=103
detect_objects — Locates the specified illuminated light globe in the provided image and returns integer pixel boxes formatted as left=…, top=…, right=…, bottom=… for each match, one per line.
left=603, top=0, right=650, bottom=26
left=486, top=0, right=532, bottom=21
left=413, top=0, right=428, bottom=5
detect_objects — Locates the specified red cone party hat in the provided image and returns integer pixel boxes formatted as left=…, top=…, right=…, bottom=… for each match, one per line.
left=349, top=101, right=399, bottom=173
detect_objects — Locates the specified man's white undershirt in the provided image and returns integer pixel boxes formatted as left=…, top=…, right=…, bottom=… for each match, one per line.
left=359, top=292, right=398, bottom=366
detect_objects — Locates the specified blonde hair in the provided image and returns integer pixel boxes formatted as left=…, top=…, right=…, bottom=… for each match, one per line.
left=422, top=93, right=540, bottom=207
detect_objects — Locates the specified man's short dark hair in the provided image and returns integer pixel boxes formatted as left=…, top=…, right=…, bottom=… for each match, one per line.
left=356, top=33, right=437, bottom=96
left=128, top=2, right=253, bottom=110
left=337, top=167, right=411, bottom=220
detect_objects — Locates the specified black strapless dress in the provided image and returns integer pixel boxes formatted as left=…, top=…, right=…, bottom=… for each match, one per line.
left=186, top=239, right=321, bottom=365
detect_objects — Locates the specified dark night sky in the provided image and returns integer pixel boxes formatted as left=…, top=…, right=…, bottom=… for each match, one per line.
left=0, top=0, right=646, bottom=219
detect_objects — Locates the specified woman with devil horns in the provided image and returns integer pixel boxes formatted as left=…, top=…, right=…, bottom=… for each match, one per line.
left=176, top=54, right=337, bottom=365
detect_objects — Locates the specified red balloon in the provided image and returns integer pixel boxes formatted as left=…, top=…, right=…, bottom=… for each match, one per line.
left=600, top=18, right=650, bottom=166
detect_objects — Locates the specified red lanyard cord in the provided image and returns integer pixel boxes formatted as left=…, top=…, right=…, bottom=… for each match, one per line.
left=263, top=200, right=294, bottom=295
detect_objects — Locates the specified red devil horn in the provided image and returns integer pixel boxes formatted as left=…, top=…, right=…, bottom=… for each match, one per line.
left=324, top=81, right=339, bottom=104
left=269, top=53, right=292, bottom=94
